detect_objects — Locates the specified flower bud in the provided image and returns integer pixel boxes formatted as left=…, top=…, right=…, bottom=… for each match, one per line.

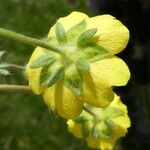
left=67, top=94, right=131, bottom=150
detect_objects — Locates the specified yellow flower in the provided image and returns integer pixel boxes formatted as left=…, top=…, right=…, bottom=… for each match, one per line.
left=67, top=94, right=131, bottom=150
left=26, top=11, right=130, bottom=119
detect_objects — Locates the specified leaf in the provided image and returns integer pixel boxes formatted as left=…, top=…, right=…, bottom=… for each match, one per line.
left=67, top=19, right=86, bottom=40
left=75, top=57, right=90, bottom=71
left=0, top=51, right=5, bottom=60
left=77, top=28, right=97, bottom=47
left=55, top=22, right=67, bottom=44
left=40, top=65, right=64, bottom=87
left=0, top=63, right=11, bottom=68
left=64, top=65, right=82, bottom=96
left=105, top=107, right=124, bottom=118
left=30, top=54, right=55, bottom=68
left=83, top=43, right=109, bottom=62
left=0, top=69, right=10, bottom=76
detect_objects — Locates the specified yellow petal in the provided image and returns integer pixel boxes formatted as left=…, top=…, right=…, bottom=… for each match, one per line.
left=48, top=11, right=89, bottom=37
left=26, top=47, right=45, bottom=95
left=67, top=120, right=82, bottom=138
left=86, top=138, right=115, bottom=150
left=87, top=15, right=129, bottom=54
left=90, top=56, right=130, bottom=87
left=43, top=80, right=84, bottom=119
left=82, top=72, right=114, bottom=107
left=111, top=95, right=131, bottom=134
left=110, top=94, right=128, bottom=112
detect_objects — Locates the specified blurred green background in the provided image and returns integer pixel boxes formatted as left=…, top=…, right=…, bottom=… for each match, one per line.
left=0, top=0, right=91, bottom=149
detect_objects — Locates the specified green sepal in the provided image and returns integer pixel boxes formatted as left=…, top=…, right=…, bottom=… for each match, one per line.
left=47, top=67, right=64, bottom=87
left=77, top=28, right=97, bottom=47
left=30, top=54, right=55, bottom=69
left=40, top=65, right=64, bottom=87
left=75, top=57, right=90, bottom=71
left=67, top=19, right=86, bottom=40
left=92, top=124, right=100, bottom=139
left=97, top=121, right=112, bottom=139
left=0, top=69, right=10, bottom=76
left=64, top=65, right=82, bottom=96
left=105, top=118, right=116, bottom=129
left=74, top=116, right=88, bottom=123
left=83, top=43, right=109, bottom=62
left=81, top=121, right=92, bottom=138
left=55, top=22, right=67, bottom=44
left=105, top=107, right=125, bottom=118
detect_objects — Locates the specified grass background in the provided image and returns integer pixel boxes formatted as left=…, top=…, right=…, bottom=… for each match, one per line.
left=0, top=0, right=92, bottom=149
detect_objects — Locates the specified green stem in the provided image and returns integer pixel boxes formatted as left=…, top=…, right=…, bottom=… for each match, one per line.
left=0, top=83, right=95, bottom=117
left=0, top=28, right=63, bottom=54
left=6, top=63, right=25, bottom=70
left=0, top=84, right=30, bottom=92
left=83, top=106, right=95, bottom=116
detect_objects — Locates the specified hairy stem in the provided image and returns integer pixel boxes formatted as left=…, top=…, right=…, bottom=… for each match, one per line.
left=6, top=63, right=25, bottom=70
left=0, top=28, right=63, bottom=54
left=0, top=84, right=30, bottom=92
left=0, top=84, right=96, bottom=117
left=83, top=106, right=95, bottom=116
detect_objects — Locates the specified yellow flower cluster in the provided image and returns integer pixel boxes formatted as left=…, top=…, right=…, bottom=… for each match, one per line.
left=67, top=94, right=131, bottom=150
left=26, top=11, right=130, bottom=119
left=26, top=11, right=131, bottom=149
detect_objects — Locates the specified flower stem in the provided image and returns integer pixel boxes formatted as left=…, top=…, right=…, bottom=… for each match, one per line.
left=6, top=63, right=25, bottom=70
left=0, top=83, right=96, bottom=117
left=83, top=106, right=95, bottom=116
left=0, top=28, right=63, bottom=54
left=0, top=84, right=30, bottom=92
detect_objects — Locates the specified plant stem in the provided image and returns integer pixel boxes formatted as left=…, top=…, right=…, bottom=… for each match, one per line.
left=6, top=63, right=25, bottom=70
left=0, top=84, right=96, bottom=117
left=83, top=106, right=95, bottom=116
left=0, top=28, right=63, bottom=54
left=0, top=84, right=30, bottom=92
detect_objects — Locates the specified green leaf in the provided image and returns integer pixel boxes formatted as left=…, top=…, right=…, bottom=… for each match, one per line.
left=40, top=64, right=64, bottom=87
left=77, top=28, right=97, bottom=47
left=0, top=63, right=10, bottom=68
left=67, top=19, right=86, bottom=40
left=0, top=51, right=5, bottom=60
left=64, top=65, right=82, bottom=96
left=0, top=69, right=10, bottom=76
left=30, top=54, right=55, bottom=68
left=83, top=43, right=109, bottom=62
left=55, top=22, right=67, bottom=44
left=75, top=57, right=90, bottom=71
left=105, top=107, right=125, bottom=118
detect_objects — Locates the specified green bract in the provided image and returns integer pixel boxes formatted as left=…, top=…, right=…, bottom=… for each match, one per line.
left=30, top=21, right=109, bottom=96
left=26, top=11, right=130, bottom=119
left=74, top=104, right=124, bottom=139
left=67, top=94, right=131, bottom=150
